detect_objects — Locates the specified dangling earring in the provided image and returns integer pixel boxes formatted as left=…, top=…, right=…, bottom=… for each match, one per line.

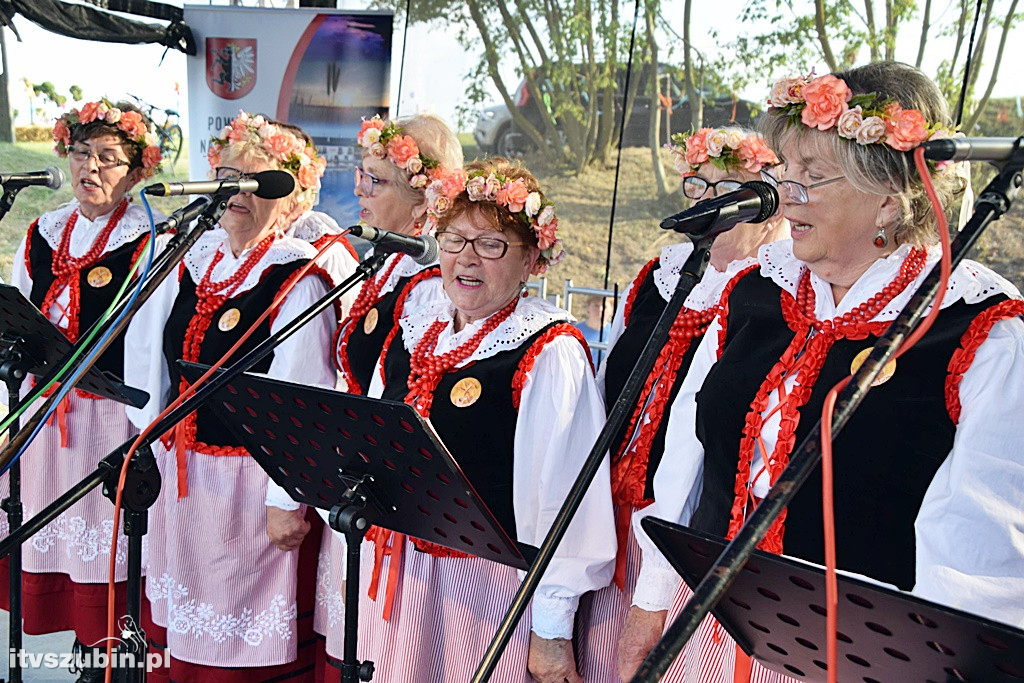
left=873, top=226, right=888, bottom=249
left=520, top=281, right=529, bottom=298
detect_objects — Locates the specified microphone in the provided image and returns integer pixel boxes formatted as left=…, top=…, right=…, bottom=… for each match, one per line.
left=348, top=225, right=439, bottom=265
left=143, top=170, right=295, bottom=199
left=1, top=167, right=65, bottom=191
left=921, top=137, right=1022, bottom=163
left=660, top=180, right=779, bottom=239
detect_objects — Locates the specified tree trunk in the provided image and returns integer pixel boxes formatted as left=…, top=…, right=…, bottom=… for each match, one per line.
left=645, top=0, right=669, bottom=197
left=914, top=0, right=931, bottom=68
left=683, top=0, right=702, bottom=130
left=964, top=0, right=1019, bottom=131
left=814, top=0, right=838, bottom=70
left=0, top=29, right=14, bottom=143
left=864, top=0, right=879, bottom=61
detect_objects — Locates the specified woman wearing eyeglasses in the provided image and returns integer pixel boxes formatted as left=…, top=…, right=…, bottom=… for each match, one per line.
left=344, top=157, right=614, bottom=683
left=579, top=127, right=788, bottom=682
left=124, top=111, right=337, bottom=682
left=634, top=62, right=1024, bottom=682
left=0, top=99, right=162, bottom=678
left=261, top=113, right=463, bottom=679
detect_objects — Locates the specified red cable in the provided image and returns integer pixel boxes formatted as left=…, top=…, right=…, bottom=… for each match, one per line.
left=100, top=231, right=350, bottom=682
left=819, top=147, right=951, bottom=683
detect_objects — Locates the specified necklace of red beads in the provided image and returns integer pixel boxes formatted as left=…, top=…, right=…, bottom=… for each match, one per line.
left=170, top=233, right=278, bottom=485
left=41, top=199, right=129, bottom=342
left=726, top=247, right=927, bottom=553
left=404, top=293, right=521, bottom=418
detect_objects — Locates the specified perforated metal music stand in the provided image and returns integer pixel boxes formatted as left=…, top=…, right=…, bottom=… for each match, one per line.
left=643, top=517, right=1024, bottom=683
left=0, top=284, right=148, bottom=407
left=179, top=361, right=538, bottom=682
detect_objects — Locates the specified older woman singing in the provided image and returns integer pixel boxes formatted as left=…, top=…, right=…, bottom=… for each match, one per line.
left=633, top=61, right=1024, bottom=682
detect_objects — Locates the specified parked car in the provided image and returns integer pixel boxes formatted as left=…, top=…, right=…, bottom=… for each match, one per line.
left=474, top=66, right=760, bottom=157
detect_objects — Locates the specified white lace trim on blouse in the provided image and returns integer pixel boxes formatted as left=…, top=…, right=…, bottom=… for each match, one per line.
left=36, top=200, right=157, bottom=256
left=399, top=296, right=573, bottom=365
left=371, top=253, right=438, bottom=299
left=286, top=210, right=342, bottom=243
left=653, top=241, right=759, bottom=311
left=183, top=230, right=318, bottom=297
left=758, top=239, right=1021, bottom=321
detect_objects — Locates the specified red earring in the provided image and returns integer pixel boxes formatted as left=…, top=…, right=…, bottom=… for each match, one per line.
left=873, top=226, right=888, bottom=248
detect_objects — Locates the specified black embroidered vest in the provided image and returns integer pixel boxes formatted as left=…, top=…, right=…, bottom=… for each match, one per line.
left=381, top=322, right=561, bottom=539
left=339, top=269, right=439, bottom=395
left=28, top=223, right=147, bottom=381
left=162, top=260, right=309, bottom=449
left=689, top=271, right=1009, bottom=589
left=604, top=262, right=706, bottom=497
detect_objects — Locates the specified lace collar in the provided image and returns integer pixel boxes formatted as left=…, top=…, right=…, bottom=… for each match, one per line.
left=371, top=253, right=439, bottom=299
left=184, top=229, right=317, bottom=297
left=286, top=210, right=342, bottom=243
left=759, top=239, right=1021, bottom=321
left=653, top=241, right=759, bottom=311
left=36, top=200, right=158, bottom=256
left=400, top=295, right=572, bottom=365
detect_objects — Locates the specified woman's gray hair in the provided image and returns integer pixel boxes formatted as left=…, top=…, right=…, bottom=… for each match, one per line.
left=759, top=61, right=962, bottom=246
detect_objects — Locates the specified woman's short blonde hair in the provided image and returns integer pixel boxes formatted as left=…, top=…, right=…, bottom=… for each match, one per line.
left=365, top=113, right=464, bottom=204
left=759, top=61, right=962, bottom=246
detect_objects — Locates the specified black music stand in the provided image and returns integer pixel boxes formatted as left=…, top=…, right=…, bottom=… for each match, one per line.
left=642, top=517, right=1024, bottom=682
left=179, top=362, right=537, bottom=683
left=0, top=285, right=149, bottom=683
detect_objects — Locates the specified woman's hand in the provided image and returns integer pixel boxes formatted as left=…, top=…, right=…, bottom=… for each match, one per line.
left=527, top=633, right=582, bottom=683
left=266, top=507, right=310, bottom=551
left=617, top=606, right=667, bottom=681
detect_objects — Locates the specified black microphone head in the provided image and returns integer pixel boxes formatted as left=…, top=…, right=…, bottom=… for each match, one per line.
left=45, top=167, right=66, bottom=190
left=740, top=180, right=779, bottom=223
left=253, top=170, right=296, bottom=199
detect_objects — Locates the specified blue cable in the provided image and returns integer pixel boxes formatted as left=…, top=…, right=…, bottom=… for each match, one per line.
left=1, top=193, right=159, bottom=476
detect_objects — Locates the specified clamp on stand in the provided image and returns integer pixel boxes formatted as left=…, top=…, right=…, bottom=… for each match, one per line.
left=327, top=479, right=377, bottom=683
left=98, top=442, right=161, bottom=683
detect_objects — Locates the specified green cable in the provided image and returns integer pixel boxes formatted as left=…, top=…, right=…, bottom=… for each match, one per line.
left=0, top=240, right=153, bottom=434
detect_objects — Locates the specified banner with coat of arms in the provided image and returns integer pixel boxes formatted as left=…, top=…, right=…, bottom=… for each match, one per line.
left=185, top=6, right=393, bottom=228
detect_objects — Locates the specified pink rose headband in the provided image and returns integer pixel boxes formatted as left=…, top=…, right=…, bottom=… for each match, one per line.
left=208, top=112, right=326, bottom=205
left=767, top=73, right=956, bottom=152
left=426, top=168, right=565, bottom=275
left=357, top=116, right=440, bottom=190
left=668, top=128, right=779, bottom=175
left=52, top=98, right=163, bottom=178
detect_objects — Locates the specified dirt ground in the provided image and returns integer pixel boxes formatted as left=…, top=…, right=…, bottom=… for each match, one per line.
left=531, top=147, right=1024, bottom=305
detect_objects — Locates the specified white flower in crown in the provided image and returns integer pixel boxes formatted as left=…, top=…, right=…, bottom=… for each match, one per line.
left=525, top=191, right=542, bottom=218
left=856, top=116, right=887, bottom=144
left=705, top=129, right=728, bottom=157
left=836, top=105, right=864, bottom=139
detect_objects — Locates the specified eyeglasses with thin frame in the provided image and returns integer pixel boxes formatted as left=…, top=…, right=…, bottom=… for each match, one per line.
left=681, top=175, right=743, bottom=199
left=760, top=169, right=845, bottom=205
left=436, top=231, right=523, bottom=260
left=215, top=167, right=257, bottom=182
left=354, top=167, right=388, bottom=197
left=68, top=145, right=131, bottom=170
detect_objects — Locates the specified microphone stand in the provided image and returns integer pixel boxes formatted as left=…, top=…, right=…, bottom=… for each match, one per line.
left=630, top=148, right=1024, bottom=681
left=0, top=196, right=222, bottom=473
left=0, top=251, right=390, bottom=650
left=0, top=185, right=23, bottom=224
left=471, top=236, right=717, bottom=682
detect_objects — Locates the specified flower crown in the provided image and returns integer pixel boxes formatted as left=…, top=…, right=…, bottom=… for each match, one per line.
left=767, top=73, right=956, bottom=152
left=668, top=128, right=779, bottom=176
left=426, top=169, right=565, bottom=275
left=358, top=116, right=440, bottom=190
left=52, top=98, right=163, bottom=178
left=208, top=112, right=327, bottom=206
